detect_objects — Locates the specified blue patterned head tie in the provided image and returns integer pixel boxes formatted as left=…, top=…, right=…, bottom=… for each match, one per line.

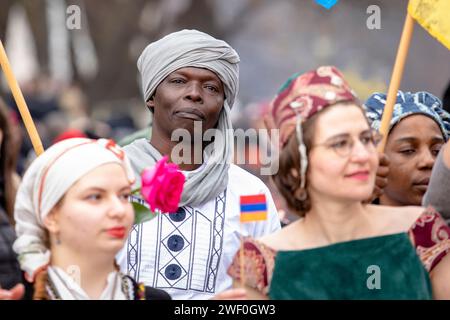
left=363, top=91, right=450, bottom=141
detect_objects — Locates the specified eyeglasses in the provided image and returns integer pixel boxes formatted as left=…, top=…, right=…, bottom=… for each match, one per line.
left=312, top=130, right=383, bottom=157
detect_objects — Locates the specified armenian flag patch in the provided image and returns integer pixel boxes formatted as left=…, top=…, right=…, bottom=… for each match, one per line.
left=240, top=194, right=268, bottom=223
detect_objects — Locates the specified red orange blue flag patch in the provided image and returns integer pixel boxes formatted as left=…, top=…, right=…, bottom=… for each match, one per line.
left=240, top=194, right=268, bottom=223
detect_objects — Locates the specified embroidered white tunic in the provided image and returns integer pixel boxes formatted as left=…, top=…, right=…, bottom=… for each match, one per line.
left=116, top=164, right=281, bottom=300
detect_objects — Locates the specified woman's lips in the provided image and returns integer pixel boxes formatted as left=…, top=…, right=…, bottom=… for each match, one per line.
left=413, top=178, right=430, bottom=193
left=106, top=227, right=126, bottom=239
left=414, top=177, right=430, bottom=185
left=413, top=185, right=428, bottom=193
left=346, top=171, right=370, bottom=181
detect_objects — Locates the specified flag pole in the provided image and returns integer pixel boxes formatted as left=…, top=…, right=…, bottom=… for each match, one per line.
left=377, top=12, right=415, bottom=152
left=0, top=40, right=44, bottom=156
left=239, top=224, right=246, bottom=288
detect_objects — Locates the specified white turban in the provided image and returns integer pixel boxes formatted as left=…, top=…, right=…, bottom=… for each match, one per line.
left=13, top=138, right=135, bottom=281
left=137, top=29, right=240, bottom=106
left=127, top=29, right=240, bottom=207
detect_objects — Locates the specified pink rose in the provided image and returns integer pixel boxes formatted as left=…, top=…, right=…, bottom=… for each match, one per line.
left=140, top=156, right=185, bottom=213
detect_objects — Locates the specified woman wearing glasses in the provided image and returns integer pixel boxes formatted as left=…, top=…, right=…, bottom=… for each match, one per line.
left=228, top=66, right=450, bottom=299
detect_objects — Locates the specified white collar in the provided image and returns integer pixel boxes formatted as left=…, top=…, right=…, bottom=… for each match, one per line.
left=46, top=266, right=133, bottom=300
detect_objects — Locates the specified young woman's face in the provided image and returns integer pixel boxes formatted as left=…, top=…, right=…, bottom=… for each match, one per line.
left=307, top=103, right=379, bottom=203
left=382, top=114, right=444, bottom=206
left=48, top=163, right=133, bottom=255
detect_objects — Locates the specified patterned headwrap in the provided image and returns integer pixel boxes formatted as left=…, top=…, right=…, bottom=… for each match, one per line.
left=265, top=66, right=358, bottom=197
left=265, top=66, right=358, bottom=148
left=364, top=91, right=450, bottom=141
left=13, top=138, right=135, bottom=282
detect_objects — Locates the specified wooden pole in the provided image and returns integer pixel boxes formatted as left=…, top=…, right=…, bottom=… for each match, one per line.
left=378, top=12, right=415, bottom=152
left=239, top=224, right=246, bottom=288
left=0, top=40, right=44, bottom=156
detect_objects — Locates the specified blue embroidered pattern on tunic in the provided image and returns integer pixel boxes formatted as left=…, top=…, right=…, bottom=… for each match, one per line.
left=127, top=223, right=142, bottom=280
left=127, top=190, right=227, bottom=293
left=206, top=190, right=226, bottom=292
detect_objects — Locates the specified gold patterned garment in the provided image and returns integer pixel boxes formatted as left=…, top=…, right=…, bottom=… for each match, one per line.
left=409, top=207, right=450, bottom=272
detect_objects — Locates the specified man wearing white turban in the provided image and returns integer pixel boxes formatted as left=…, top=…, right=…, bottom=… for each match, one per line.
left=117, top=30, right=281, bottom=299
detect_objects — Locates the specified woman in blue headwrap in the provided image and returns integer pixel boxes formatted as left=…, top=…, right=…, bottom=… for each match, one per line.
left=364, top=91, right=450, bottom=207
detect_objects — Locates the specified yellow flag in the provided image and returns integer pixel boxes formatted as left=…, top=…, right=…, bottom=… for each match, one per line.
left=408, top=0, right=450, bottom=50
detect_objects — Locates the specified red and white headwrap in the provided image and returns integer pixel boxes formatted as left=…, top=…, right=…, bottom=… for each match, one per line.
left=265, top=66, right=358, bottom=148
left=13, top=138, right=135, bottom=282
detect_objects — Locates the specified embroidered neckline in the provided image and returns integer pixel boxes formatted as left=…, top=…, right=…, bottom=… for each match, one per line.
left=46, top=270, right=132, bottom=300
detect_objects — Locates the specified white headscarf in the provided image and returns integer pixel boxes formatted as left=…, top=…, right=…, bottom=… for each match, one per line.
left=126, top=29, right=240, bottom=207
left=137, top=29, right=239, bottom=107
left=13, top=138, right=135, bottom=281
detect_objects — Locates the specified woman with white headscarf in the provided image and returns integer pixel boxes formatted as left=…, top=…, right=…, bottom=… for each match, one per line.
left=13, top=138, right=170, bottom=300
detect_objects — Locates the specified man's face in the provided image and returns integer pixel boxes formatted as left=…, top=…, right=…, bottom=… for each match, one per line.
left=148, top=67, right=225, bottom=139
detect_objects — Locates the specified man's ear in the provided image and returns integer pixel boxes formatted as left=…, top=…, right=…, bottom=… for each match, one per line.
left=146, top=97, right=155, bottom=112
left=43, top=209, right=60, bottom=234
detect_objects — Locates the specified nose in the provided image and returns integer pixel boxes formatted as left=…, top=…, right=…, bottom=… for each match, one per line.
left=349, top=139, right=371, bottom=162
left=184, top=82, right=203, bottom=103
left=107, top=195, right=128, bottom=219
left=417, top=148, right=435, bottom=170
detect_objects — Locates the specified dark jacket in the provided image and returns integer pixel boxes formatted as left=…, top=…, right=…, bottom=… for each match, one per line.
left=0, top=206, right=22, bottom=290
left=126, top=275, right=172, bottom=300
